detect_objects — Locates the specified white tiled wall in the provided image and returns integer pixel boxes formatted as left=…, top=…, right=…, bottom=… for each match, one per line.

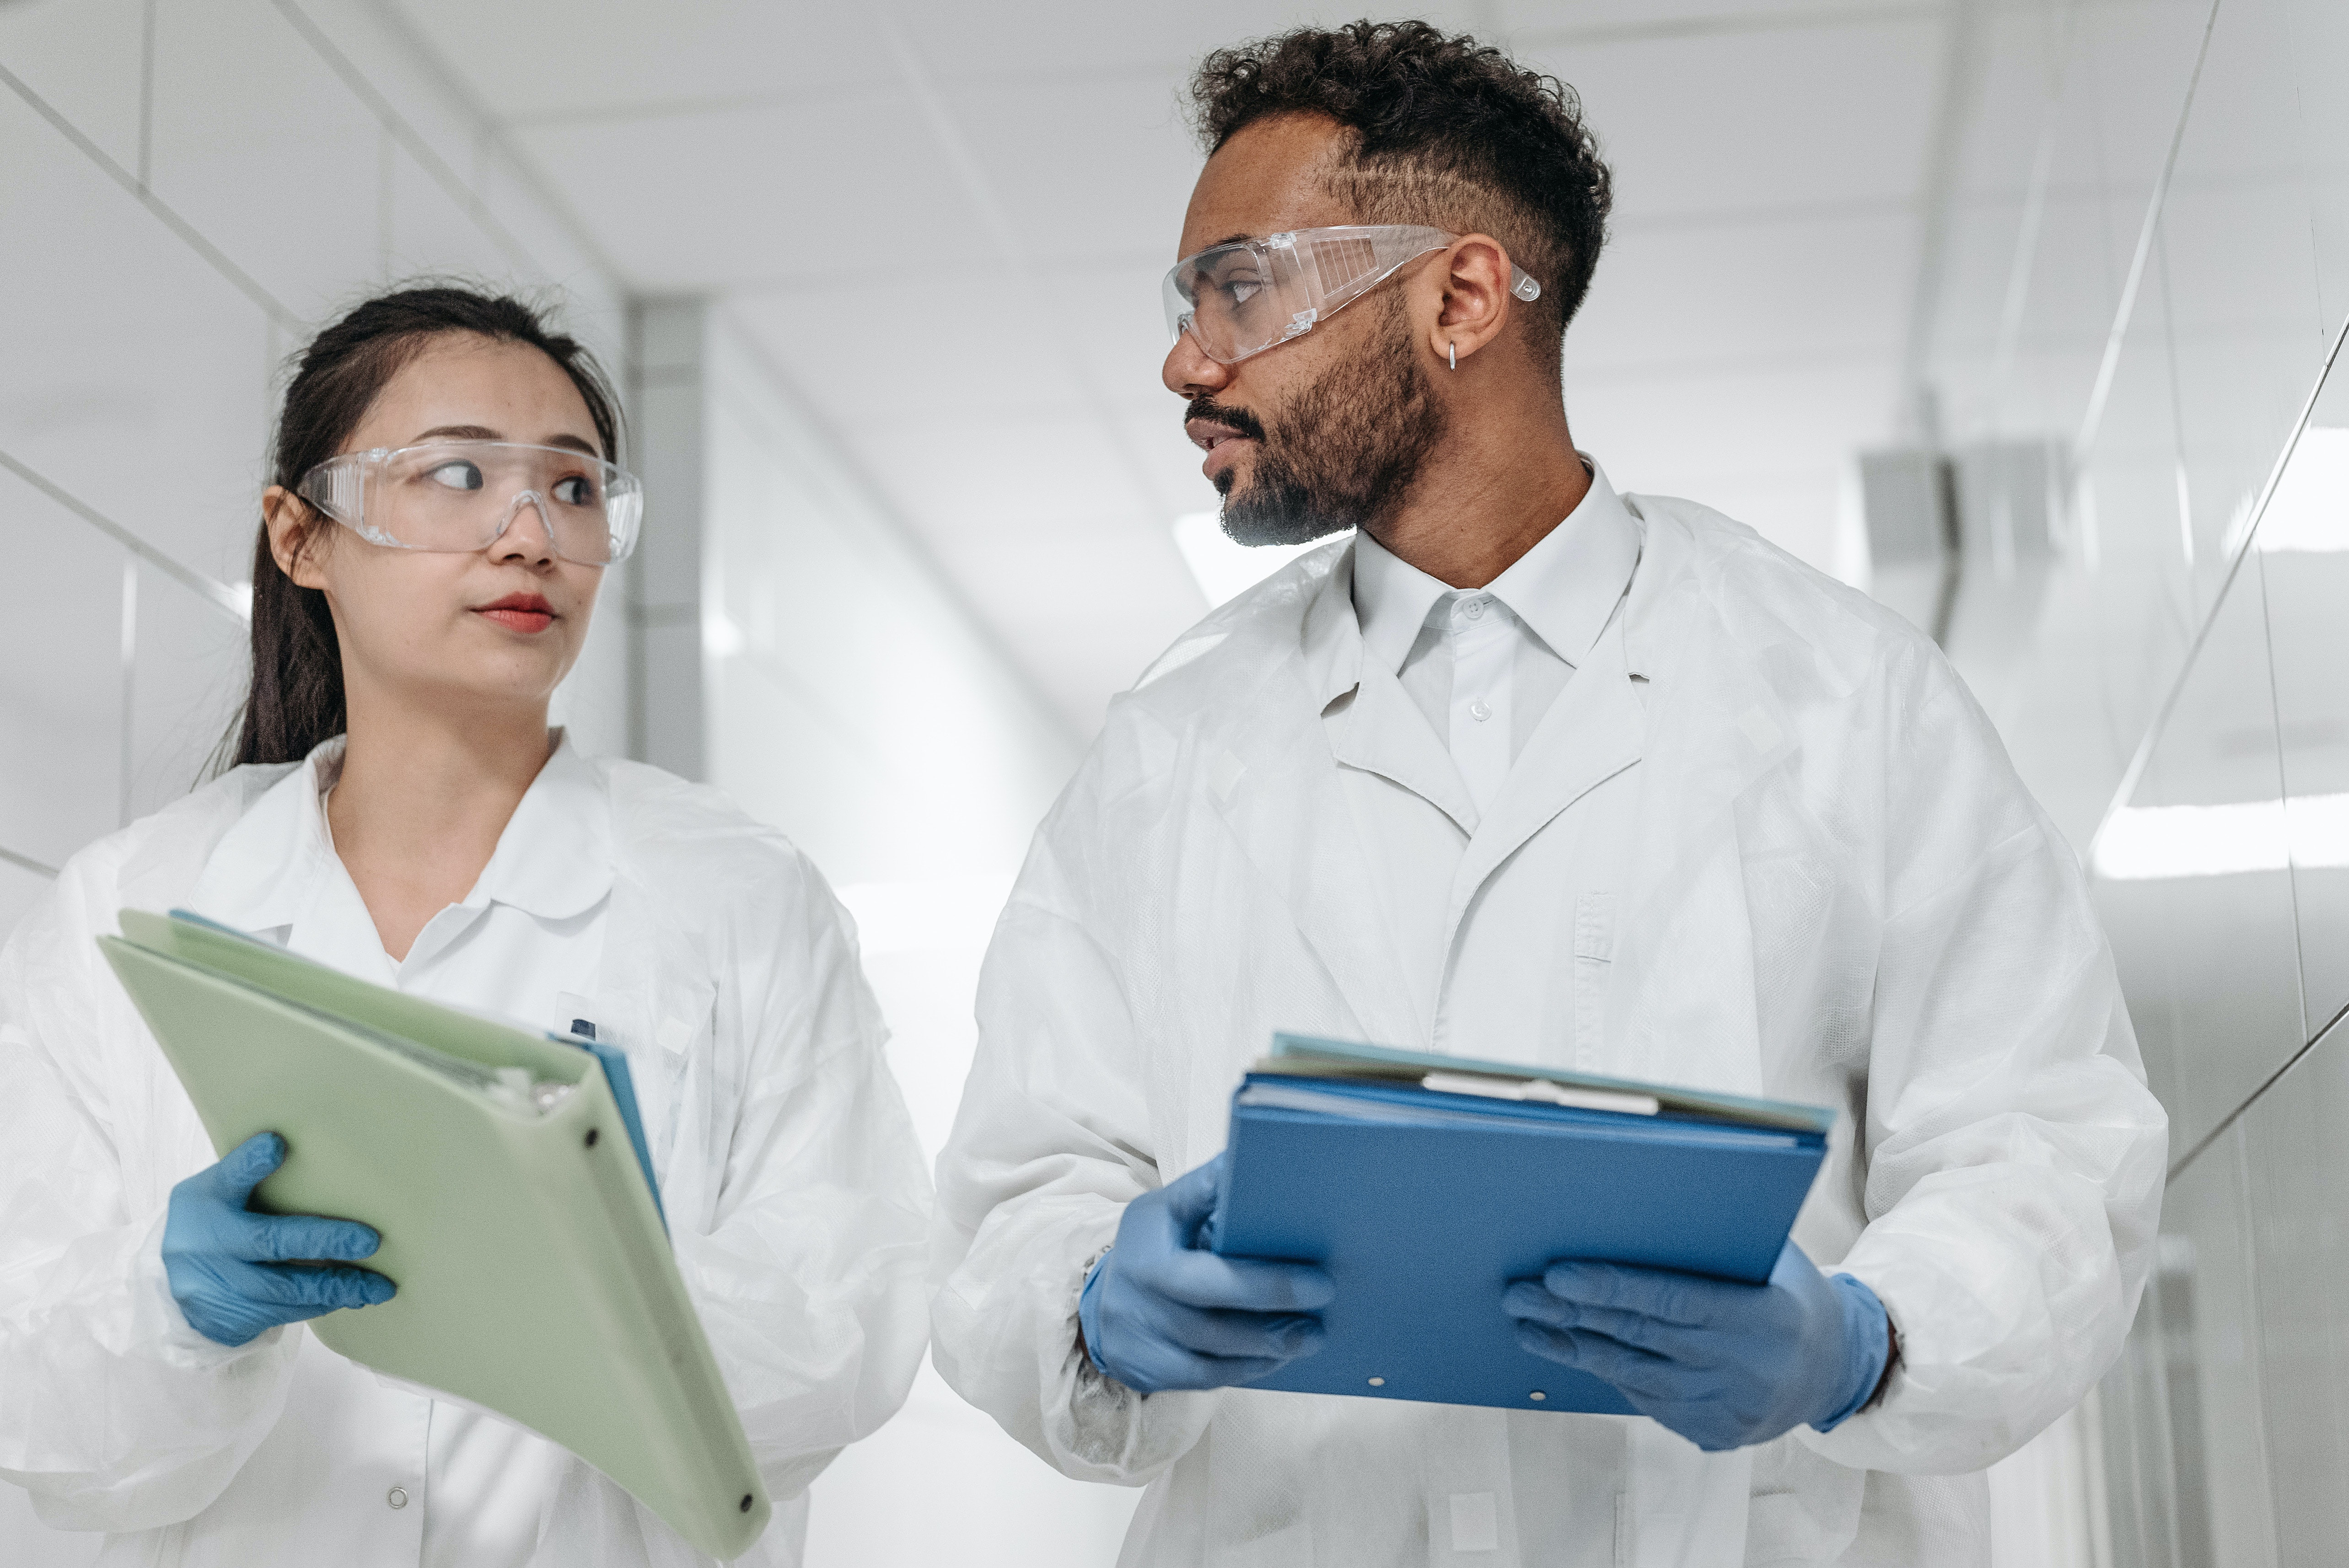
left=0, top=0, right=630, bottom=959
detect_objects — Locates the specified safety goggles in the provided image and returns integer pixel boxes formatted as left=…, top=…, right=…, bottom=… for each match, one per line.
left=295, top=441, right=642, bottom=567
left=1163, top=224, right=1543, bottom=366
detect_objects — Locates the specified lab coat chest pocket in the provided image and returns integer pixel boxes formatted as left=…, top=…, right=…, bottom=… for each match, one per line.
left=555, top=984, right=704, bottom=1196
left=1572, top=891, right=1615, bottom=1074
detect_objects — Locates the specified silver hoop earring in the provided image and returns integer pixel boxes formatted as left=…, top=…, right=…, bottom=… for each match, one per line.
left=1448, top=341, right=1457, bottom=371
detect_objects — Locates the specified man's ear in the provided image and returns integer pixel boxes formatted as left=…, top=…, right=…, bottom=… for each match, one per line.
left=261, top=488, right=332, bottom=591
left=1418, top=234, right=1516, bottom=371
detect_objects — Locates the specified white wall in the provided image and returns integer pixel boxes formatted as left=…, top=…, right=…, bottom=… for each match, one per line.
left=661, top=304, right=1113, bottom=1565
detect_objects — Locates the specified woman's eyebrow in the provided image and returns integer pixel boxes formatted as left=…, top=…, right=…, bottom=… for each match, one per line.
left=410, top=424, right=600, bottom=457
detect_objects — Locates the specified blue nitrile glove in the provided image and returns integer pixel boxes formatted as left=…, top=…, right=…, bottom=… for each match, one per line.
left=162, top=1132, right=396, bottom=1348
left=1504, top=1239, right=1890, bottom=1452
left=1078, top=1152, right=1336, bottom=1393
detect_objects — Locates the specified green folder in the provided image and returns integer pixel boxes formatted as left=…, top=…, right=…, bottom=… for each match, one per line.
left=97, top=909, right=769, bottom=1561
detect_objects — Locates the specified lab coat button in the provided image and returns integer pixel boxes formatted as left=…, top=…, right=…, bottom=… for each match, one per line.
left=1469, top=700, right=1493, bottom=722
left=387, top=1487, right=408, bottom=1510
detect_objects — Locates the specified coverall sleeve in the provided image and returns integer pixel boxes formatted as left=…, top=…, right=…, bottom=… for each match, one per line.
left=1802, top=655, right=2170, bottom=1475
left=0, top=853, right=301, bottom=1532
left=663, top=859, right=935, bottom=1504
left=927, top=751, right=1221, bottom=1487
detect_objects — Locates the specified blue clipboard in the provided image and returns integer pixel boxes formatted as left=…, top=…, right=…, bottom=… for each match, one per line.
left=1211, top=1036, right=1830, bottom=1414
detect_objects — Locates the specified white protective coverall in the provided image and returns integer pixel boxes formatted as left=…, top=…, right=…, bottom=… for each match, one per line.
left=931, top=486, right=2168, bottom=1566
left=0, top=742, right=932, bottom=1567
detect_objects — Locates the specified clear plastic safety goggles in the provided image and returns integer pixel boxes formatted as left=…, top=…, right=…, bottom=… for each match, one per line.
left=1164, top=224, right=1542, bottom=366
left=295, top=441, right=642, bottom=567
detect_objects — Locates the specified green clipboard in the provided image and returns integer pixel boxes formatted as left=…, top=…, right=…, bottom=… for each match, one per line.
left=97, top=909, right=770, bottom=1560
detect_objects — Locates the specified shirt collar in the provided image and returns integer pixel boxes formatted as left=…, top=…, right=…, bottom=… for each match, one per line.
left=188, top=730, right=613, bottom=937
left=1349, top=457, right=1643, bottom=674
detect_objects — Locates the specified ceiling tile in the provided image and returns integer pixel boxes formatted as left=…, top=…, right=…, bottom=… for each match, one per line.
left=1524, top=14, right=1941, bottom=223
left=1500, top=0, right=1928, bottom=36
left=507, top=90, right=990, bottom=292
left=387, top=0, right=894, bottom=121
left=898, top=1, right=1495, bottom=84
left=939, top=75, right=1199, bottom=268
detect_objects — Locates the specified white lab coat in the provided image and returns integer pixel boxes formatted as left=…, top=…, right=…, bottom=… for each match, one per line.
left=0, top=751, right=933, bottom=1567
left=930, top=492, right=2168, bottom=1566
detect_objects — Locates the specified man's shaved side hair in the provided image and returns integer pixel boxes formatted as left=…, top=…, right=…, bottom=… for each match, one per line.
left=1189, top=20, right=1613, bottom=382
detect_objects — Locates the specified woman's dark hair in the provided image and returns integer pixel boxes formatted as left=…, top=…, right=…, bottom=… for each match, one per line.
left=1188, top=21, right=1613, bottom=375
left=228, top=285, right=625, bottom=768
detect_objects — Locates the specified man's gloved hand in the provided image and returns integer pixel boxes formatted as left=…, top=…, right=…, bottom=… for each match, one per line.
left=162, top=1132, right=397, bottom=1348
left=1504, top=1239, right=1890, bottom=1451
left=1079, top=1152, right=1335, bottom=1393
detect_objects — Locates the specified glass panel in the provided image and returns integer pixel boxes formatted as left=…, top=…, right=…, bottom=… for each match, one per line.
left=2095, top=1283, right=2182, bottom=1568
left=2260, top=360, right=2349, bottom=1041
left=2243, top=1015, right=2349, bottom=1560
left=2164, top=1125, right=2279, bottom=1568
left=2158, top=0, right=2332, bottom=603
left=2093, top=552, right=2304, bottom=1154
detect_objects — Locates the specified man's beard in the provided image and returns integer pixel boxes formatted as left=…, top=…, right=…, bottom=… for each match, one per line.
left=1195, top=306, right=1447, bottom=548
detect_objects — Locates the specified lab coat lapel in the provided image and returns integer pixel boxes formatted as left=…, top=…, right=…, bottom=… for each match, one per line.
left=1450, top=618, right=1643, bottom=911
left=1200, top=588, right=1424, bottom=1049
left=1327, top=659, right=1479, bottom=836
left=1606, top=507, right=1800, bottom=1098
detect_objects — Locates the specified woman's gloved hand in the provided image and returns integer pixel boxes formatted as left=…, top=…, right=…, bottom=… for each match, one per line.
left=1079, top=1152, right=1335, bottom=1393
left=1504, top=1239, right=1891, bottom=1452
left=162, top=1132, right=396, bottom=1348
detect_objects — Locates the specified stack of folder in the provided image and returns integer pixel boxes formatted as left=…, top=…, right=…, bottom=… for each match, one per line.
left=1213, top=1034, right=1833, bottom=1415
left=99, top=909, right=769, bottom=1560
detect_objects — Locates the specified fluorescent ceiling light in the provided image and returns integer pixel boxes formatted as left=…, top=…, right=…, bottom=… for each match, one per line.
left=1172, top=511, right=1347, bottom=608
left=2093, top=792, right=2349, bottom=880
left=2254, top=426, right=2349, bottom=553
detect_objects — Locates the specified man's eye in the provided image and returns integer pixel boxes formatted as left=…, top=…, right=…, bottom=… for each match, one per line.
left=1224, top=280, right=1263, bottom=306
left=552, top=475, right=597, bottom=506
left=426, top=461, right=484, bottom=492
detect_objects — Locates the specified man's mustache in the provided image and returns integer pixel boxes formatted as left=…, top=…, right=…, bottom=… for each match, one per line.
left=1183, top=395, right=1267, bottom=444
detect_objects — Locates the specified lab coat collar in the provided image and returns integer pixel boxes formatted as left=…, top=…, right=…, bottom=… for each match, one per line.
left=467, top=732, right=613, bottom=921
left=1349, top=456, right=1642, bottom=673
left=188, top=738, right=348, bottom=936
left=188, top=730, right=613, bottom=939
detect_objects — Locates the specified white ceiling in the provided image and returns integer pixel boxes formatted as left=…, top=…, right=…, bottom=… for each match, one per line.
left=390, top=0, right=1951, bottom=736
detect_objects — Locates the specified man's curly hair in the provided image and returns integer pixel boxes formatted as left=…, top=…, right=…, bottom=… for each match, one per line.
left=1189, top=20, right=1613, bottom=375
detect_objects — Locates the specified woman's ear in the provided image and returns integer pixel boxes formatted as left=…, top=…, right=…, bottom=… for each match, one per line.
left=261, top=488, right=331, bottom=591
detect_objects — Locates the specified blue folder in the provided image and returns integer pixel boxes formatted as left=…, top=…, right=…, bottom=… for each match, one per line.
left=1211, top=1034, right=1832, bottom=1415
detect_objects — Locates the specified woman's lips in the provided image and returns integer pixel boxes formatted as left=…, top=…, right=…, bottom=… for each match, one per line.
left=475, top=595, right=555, bottom=634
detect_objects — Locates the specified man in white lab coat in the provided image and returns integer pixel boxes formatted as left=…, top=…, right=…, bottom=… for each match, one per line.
left=930, top=21, right=2166, bottom=1566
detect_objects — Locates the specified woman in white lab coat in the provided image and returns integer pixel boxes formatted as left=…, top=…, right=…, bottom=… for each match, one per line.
left=0, top=287, right=931, bottom=1567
